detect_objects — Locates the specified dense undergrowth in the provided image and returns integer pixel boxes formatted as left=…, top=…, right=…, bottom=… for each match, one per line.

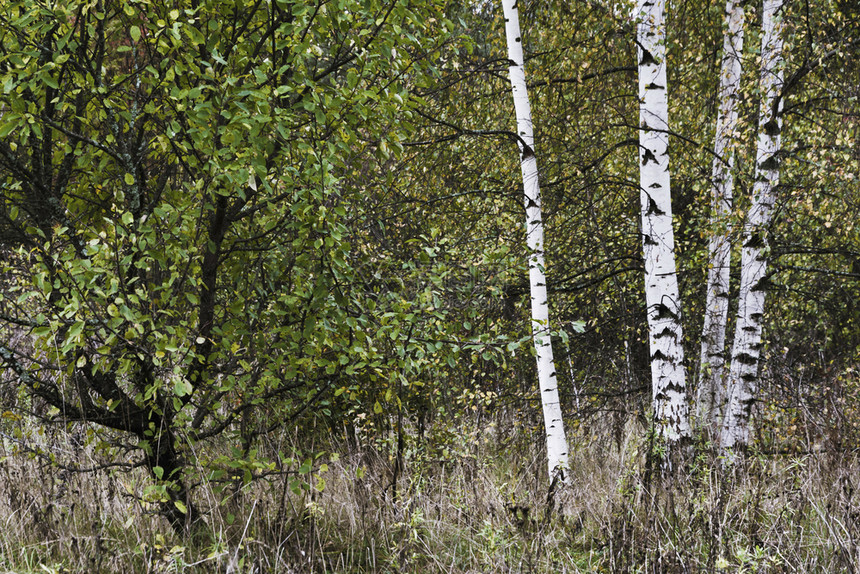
left=2, top=410, right=859, bottom=574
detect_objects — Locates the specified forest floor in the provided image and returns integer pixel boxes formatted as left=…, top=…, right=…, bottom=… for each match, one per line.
left=1, top=414, right=859, bottom=573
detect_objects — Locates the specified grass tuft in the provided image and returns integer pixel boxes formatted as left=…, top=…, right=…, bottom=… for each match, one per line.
left=2, top=413, right=860, bottom=572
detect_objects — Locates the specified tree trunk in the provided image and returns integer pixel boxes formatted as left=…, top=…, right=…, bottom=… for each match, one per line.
left=635, top=0, right=692, bottom=445
left=502, top=0, right=570, bottom=484
left=720, top=0, right=785, bottom=453
left=145, top=436, right=201, bottom=535
left=698, top=0, right=746, bottom=435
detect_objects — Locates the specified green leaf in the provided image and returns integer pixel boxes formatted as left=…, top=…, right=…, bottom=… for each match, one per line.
left=130, top=26, right=141, bottom=42
left=289, top=479, right=302, bottom=495
left=185, top=25, right=204, bottom=46
left=174, top=379, right=193, bottom=397
left=0, top=115, right=19, bottom=137
left=67, top=321, right=85, bottom=341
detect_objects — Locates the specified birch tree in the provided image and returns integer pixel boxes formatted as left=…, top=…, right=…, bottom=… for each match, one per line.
left=635, top=0, right=692, bottom=444
left=698, top=0, right=746, bottom=433
left=720, top=0, right=785, bottom=452
left=502, top=0, right=570, bottom=483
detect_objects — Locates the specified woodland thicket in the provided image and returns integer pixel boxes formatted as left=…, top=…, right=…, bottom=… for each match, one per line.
left=0, top=0, right=858, bottom=571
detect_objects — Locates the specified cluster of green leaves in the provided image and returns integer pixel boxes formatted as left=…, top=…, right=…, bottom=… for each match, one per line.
left=0, top=0, right=458, bottom=531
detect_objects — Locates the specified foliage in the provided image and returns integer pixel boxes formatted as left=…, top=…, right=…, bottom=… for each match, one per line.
left=0, top=0, right=457, bottom=532
left=0, top=0, right=858, bottom=561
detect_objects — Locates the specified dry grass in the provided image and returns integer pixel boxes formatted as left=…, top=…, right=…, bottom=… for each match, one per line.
left=1, top=412, right=860, bottom=573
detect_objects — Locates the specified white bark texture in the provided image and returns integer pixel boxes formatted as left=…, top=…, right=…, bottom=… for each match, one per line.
left=635, top=0, right=692, bottom=443
left=720, top=0, right=784, bottom=452
left=698, top=0, right=746, bottom=432
left=502, top=0, right=570, bottom=483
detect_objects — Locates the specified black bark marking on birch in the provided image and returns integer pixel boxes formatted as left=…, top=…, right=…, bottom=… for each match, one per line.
left=656, top=326, right=676, bottom=339
left=642, top=148, right=658, bottom=165
left=763, top=118, right=781, bottom=136
left=735, top=352, right=757, bottom=365
left=743, top=232, right=765, bottom=248
left=645, top=82, right=665, bottom=90
left=654, top=302, right=676, bottom=320
left=751, top=276, right=771, bottom=292
left=760, top=155, right=780, bottom=171
left=640, top=49, right=657, bottom=66
left=522, top=144, right=535, bottom=159
left=646, top=195, right=664, bottom=215
left=663, top=381, right=685, bottom=393
left=643, top=234, right=658, bottom=245
left=651, top=349, right=670, bottom=361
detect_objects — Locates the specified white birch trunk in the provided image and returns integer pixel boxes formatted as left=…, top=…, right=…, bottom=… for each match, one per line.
left=698, top=0, right=746, bottom=432
left=635, top=0, right=692, bottom=443
left=720, top=0, right=784, bottom=452
left=502, top=0, right=570, bottom=483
